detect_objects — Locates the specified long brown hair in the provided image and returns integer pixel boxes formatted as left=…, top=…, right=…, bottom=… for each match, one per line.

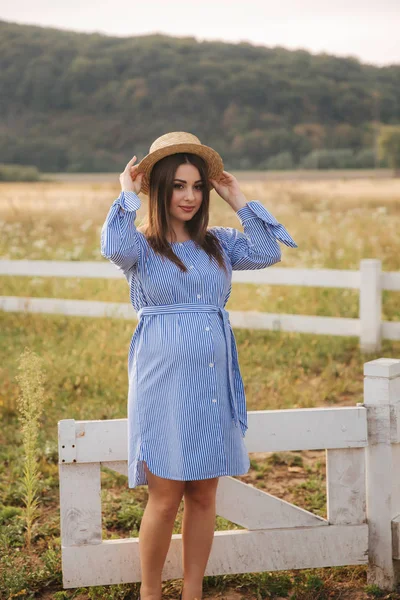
left=140, top=153, right=228, bottom=274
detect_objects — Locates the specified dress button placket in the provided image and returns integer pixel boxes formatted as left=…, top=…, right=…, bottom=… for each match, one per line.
left=203, top=311, right=224, bottom=470
left=208, top=351, right=217, bottom=404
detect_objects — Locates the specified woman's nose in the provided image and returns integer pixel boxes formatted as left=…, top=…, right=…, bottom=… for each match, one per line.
left=185, top=188, right=195, bottom=201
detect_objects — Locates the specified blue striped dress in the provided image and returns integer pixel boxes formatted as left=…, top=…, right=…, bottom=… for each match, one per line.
left=101, top=190, right=297, bottom=488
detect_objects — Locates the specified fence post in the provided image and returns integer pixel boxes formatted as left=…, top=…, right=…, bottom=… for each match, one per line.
left=359, top=259, right=382, bottom=353
left=364, top=358, right=400, bottom=590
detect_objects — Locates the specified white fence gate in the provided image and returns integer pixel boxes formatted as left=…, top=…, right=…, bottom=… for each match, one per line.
left=59, top=358, right=400, bottom=591
left=2, top=258, right=400, bottom=352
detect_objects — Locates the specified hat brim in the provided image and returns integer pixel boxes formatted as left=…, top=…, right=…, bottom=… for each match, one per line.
left=136, top=142, right=224, bottom=195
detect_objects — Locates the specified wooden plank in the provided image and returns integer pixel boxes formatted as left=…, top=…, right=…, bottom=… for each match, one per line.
left=2, top=260, right=398, bottom=292
left=0, top=296, right=136, bottom=320
left=216, top=476, right=327, bottom=529
left=364, top=405, right=394, bottom=588
left=59, top=463, right=102, bottom=547
left=326, top=448, right=366, bottom=525
left=364, top=358, right=400, bottom=379
left=364, top=358, right=398, bottom=589
left=232, top=267, right=360, bottom=289
left=365, top=359, right=400, bottom=513
left=393, top=444, right=400, bottom=513
left=58, top=419, right=77, bottom=464
left=58, top=408, right=367, bottom=465
left=382, top=321, right=400, bottom=342
left=61, top=524, right=368, bottom=587
left=103, top=463, right=326, bottom=531
left=0, top=259, right=360, bottom=288
left=382, top=272, right=400, bottom=292
left=245, top=407, right=368, bottom=453
left=73, top=419, right=127, bottom=463
left=0, top=259, right=123, bottom=279
left=229, top=310, right=360, bottom=337
left=359, top=259, right=382, bottom=353
left=0, top=296, right=360, bottom=338
left=103, top=464, right=327, bottom=529
left=104, top=460, right=363, bottom=530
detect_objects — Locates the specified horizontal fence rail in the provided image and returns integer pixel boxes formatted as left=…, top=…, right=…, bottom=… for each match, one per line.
left=1, top=258, right=400, bottom=351
left=58, top=406, right=369, bottom=465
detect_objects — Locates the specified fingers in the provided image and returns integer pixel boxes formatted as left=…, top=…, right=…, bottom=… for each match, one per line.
left=130, top=170, right=144, bottom=182
left=130, top=164, right=139, bottom=177
left=210, top=174, right=224, bottom=183
left=126, top=154, right=143, bottom=181
left=214, top=170, right=231, bottom=180
left=120, top=154, right=144, bottom=189
left=126, top=155, right=137, bottom=169
left=124, top=155, right=138, bottom=173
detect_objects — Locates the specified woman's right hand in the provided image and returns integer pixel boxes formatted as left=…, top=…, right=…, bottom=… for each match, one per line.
left=119, top=155, right=144, bottom=194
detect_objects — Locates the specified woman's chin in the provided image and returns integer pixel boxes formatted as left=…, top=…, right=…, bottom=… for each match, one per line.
left=174, top=213, right=196, bottom=221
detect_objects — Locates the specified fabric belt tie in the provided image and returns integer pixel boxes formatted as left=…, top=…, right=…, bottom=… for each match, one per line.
left=136, top=303, right=240, bottom=428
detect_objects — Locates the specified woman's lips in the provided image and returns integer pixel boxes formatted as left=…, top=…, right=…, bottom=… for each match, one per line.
left=180, top=206, right=195, bottom=212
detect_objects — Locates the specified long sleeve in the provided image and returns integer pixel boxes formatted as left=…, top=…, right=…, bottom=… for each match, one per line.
left=100, top=190, right=142, bottom=274
left=211, top=200, right=298, bottom=270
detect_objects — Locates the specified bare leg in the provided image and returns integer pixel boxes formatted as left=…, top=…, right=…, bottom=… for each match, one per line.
left=139, top=461, right=185, bottom=600
left=181, top=477, right=219, bottom=600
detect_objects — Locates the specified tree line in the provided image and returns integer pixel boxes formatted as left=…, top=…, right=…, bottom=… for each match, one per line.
left=0, top=20, right=399, bottom=172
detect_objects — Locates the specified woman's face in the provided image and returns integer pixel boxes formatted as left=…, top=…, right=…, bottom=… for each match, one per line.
left=168, top=163, right=204, bottom=224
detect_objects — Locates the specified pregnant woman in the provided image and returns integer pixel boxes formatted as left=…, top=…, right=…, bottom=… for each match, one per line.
left=100, top=131, right=297, bottom=600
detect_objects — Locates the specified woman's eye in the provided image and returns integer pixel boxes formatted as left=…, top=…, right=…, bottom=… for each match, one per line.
left=173, top=183, right=203, bottom=190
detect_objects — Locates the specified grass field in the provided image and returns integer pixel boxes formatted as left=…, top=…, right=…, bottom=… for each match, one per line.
left=1, top=176, right=400, bottom=599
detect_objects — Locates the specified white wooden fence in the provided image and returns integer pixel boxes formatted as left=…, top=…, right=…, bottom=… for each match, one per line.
left=1, top=258, right=400, bottom=352
left=58, top=357, right=400, bottom=591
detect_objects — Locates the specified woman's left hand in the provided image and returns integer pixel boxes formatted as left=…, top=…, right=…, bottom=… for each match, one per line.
left=210, top=171, right=247, bottom=210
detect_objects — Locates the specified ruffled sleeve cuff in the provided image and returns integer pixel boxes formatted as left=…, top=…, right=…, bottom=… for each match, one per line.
left=118, top=190, right=141, bottom=212
left=236, top=200, right=298, bottom=248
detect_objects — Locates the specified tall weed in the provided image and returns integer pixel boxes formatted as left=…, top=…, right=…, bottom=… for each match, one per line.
left=15, top=347, right=46, bottom=550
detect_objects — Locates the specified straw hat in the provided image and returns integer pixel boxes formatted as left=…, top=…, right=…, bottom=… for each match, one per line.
left=136, top=131, right=224, bottom=195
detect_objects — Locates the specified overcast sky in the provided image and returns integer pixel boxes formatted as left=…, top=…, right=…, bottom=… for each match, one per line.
left=1, top=0, right=398, bottom=66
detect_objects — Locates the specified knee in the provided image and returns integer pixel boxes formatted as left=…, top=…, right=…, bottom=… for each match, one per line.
left=159, top=501, right=181, bottom=521
left=184, top=483, right=218, bottom=511
left=148, top=495, right=182, bottom=521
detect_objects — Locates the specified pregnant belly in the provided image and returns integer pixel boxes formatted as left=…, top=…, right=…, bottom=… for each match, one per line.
left=137, top=313, right=228, bottom=376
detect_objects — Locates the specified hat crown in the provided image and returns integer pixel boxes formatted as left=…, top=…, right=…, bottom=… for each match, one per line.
left=150, top=132, right=201, bottom=153
left=137, top=130, right=223, bottom=195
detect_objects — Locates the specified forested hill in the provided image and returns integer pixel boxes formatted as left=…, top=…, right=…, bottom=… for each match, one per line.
left=1, top=20, right=399, bottom=172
